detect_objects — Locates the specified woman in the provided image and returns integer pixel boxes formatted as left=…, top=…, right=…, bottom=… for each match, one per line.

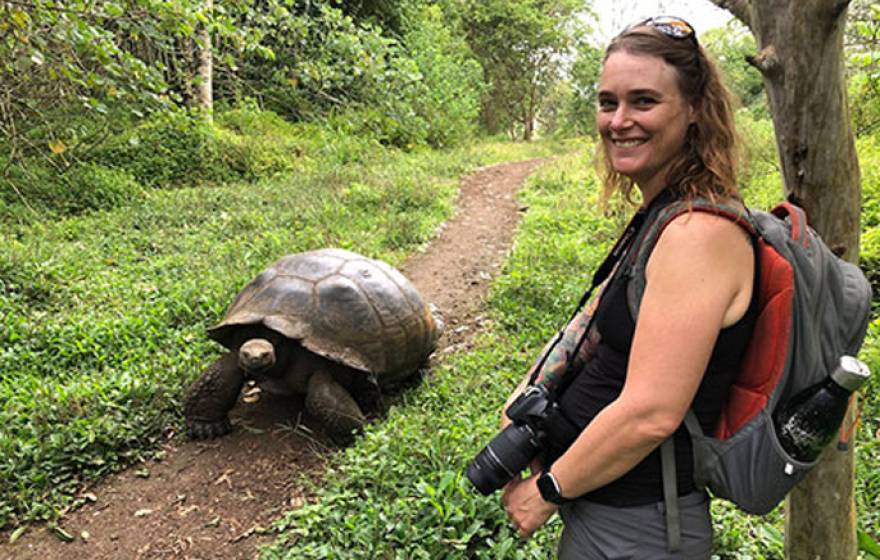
left=500, top=17, right=757, bottom=559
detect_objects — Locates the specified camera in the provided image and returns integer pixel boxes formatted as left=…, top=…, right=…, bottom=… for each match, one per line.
left=466, top=384, right=555, bottom=495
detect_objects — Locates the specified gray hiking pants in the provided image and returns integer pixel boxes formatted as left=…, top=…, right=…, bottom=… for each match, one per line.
left=556, top=491, right=713, bottom=559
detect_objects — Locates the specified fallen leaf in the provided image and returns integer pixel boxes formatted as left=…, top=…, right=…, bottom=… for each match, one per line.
left=214, top=469, right=234, bottom=489
left=231, top=526, right=257, bottom=543
left=204, top=516, right=221, bottom=528
left=49, top=525, right=74, bottom=542
left=177, top=505, right=199, bottom=517
left=8, top=526, right=26, bottom=543
left=48, top=139, right=65, bottom=154
left=135, top=469, right=150, bottom=478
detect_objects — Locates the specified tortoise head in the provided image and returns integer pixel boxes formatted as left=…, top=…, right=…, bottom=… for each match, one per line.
left=238, top=338, right=276, bottom=375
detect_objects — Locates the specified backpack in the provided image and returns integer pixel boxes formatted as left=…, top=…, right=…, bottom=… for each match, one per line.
left=529, top=197, right=872, bottom=552
left=625, top=198, right=873, bottom=551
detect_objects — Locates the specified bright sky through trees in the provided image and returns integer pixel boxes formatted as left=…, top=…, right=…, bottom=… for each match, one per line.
left=590, top=0, right=733, bottom=43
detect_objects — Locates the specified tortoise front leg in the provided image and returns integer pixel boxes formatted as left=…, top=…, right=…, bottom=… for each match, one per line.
left=184, top=352, right=245, bottom=439
left=305, top=370, right=366, bottom=445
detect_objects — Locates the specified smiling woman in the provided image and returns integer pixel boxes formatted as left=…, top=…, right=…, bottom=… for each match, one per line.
left=498, top=15, right=753, bottom=560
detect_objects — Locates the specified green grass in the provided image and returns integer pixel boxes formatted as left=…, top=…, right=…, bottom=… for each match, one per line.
left=0, top=116, right=576, bottom=528
left=262, top=134, right=880, bottom=559
left=3, top=103, right=878, bottom=556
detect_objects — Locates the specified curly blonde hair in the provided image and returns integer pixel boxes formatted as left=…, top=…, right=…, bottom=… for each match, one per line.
left=597, top=25, right=741, bottom=205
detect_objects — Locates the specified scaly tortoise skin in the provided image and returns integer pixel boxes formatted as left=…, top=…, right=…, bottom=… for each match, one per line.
left=184, top=248, right=443, bottom=442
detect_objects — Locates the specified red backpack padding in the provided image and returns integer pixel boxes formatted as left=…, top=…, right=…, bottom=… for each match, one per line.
left=717, top=234, right=793, bottom=440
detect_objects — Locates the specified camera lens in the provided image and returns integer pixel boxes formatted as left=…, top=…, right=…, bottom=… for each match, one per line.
left=466, top=423, right=541, bottom=495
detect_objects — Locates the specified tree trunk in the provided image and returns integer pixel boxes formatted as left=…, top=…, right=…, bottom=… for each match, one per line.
left=524, top=84, right=538, bottom=141
left=523, top=104, right=533, bottom=141
left=708, top=1, right=861, bottom=558
left=196, top=0, right=213, bottom=117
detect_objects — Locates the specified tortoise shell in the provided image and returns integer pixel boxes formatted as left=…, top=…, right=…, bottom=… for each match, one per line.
left=207, top=248, right=441, bottom=381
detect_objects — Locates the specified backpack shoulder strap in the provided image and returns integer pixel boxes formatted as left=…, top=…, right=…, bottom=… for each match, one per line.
left=624, top=198, right=755, bottom=322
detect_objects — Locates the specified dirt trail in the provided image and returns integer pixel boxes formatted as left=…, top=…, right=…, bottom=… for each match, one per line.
left=0, top=159, right=544, bottom=560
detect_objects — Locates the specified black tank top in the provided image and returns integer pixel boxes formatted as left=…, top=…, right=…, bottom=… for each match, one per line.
left=543, top=231, right=759, bottom=507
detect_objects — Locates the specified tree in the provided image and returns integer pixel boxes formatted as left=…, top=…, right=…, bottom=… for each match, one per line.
left=461, top=0, right=591, bottom=140
left=540, top=40, right=603, bottom=138
left=708, top=0, right=862, bottom=557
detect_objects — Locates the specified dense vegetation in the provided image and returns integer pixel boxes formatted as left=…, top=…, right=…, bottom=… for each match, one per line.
left=260, top=120, right=880, bottom=559
left=1, top=0, right=879, bottom=557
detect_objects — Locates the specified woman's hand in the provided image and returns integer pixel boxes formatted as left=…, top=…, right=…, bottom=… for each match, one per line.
left=501, top=473, right=557, bottom=538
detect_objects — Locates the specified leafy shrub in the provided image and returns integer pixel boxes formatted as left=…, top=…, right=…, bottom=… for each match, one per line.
left=58, top=164, right=145, bottom=213
left=92, top=109, right=229, bottom=187
left=239, top=2, right=482, bottom=151
left=736, top=109, right=779, bottom=193
left=0, top=162, right=144, bottom=222
left=859, top=135, right=880, bottom=308
left=399, top=5, right=485, bottom=148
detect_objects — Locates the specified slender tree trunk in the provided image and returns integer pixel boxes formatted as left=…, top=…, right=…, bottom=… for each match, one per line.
left=708, top=1, right=861, bottom=558
left=523, top=105, right=533, bottom=141
left=196, top=0, right=213, bottom=118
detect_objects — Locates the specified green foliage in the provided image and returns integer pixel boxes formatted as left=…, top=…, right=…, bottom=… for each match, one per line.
left=702, top=22, right=767, bottom=115
left=859, top=134, right=880, bottom=307
left=0, top=135, right=568, bottom=529
left=93, top=109, right=226, bottom=187
left=236, top=2, right=483, bottom=150
left=0, top=161, right=146, bottom=224
left=89, top=104, right=312, bottom=189
left=461, top=0, right=593, bottom=139
left=735, top=109, right=779, bottom=196
left=398, top=4, right=485, bottom=148
left=856, top=135, right=880, bottom=549
left=846, top=0, right=880, bottom=136
left=546, top=41, right=603, bottom=138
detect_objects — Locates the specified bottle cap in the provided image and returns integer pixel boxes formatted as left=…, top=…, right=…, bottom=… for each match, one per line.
left=830, top=356, right=871, bottom=392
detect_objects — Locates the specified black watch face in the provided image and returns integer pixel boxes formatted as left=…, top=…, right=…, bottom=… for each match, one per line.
left=538, top=472, right=561, bottom=503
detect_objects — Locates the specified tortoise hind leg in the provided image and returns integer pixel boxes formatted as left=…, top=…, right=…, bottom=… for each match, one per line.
left=305, top=370, right=366, bottom=445
left=184, top=352, right=245, bottom=439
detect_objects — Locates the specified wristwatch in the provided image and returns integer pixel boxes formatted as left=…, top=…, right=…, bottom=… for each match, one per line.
left=537, top=470, right=568, bottom=505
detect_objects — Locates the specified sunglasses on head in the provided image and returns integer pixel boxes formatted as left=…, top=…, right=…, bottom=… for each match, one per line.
left=629, top=16, right=697, bottom=44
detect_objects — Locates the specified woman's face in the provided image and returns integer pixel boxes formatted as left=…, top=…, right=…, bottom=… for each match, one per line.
left=596, top=51, right=694, bottom=197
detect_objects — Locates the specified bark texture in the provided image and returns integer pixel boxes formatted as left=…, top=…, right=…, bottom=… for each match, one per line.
left=196, top=0, right=213, bottom=116
left=709, top=1, right=861, bottom=558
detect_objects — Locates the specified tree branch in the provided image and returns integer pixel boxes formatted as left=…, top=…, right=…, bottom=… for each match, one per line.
left=707, top=0, right=752, bottom=30
left=745, top=45, right=782, bottom=77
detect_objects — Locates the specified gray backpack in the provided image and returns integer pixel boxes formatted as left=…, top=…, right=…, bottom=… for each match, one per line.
left=623, top=199, right=873, bottom=551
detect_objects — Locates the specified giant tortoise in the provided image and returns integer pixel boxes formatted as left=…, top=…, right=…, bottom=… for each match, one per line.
left=184, top=248, right=443, bottom=442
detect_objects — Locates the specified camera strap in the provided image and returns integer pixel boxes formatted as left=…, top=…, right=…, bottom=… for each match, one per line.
left=526, top=200, right=654, bottom=389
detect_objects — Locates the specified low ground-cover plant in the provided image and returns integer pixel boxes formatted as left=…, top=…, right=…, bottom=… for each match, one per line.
left=0, top=132, right=574, bottom=529
left=264, top=136, right=880, bottom=558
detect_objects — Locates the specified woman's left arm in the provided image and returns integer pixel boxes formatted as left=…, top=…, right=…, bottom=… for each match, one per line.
left=503, top=212, right=754, bottom=537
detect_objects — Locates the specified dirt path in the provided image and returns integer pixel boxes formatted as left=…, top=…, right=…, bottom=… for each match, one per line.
left=0, top=159, right=544, bottom=560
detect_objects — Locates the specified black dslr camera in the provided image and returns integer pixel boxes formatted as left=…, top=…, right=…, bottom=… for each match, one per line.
left=466, top=384, right=555, bottom=495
